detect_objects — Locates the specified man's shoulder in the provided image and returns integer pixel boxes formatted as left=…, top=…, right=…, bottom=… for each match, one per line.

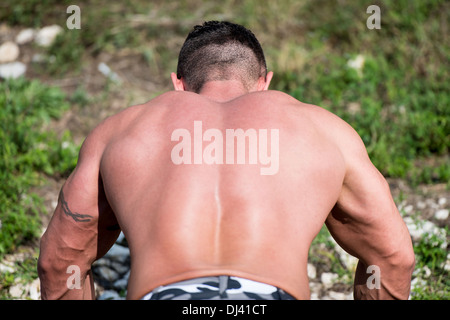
left=253, top=91, right=345, bottom=123
left=260, top=92, right=365, bottom=152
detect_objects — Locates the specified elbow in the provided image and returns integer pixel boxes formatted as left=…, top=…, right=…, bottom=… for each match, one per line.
left=395, top=234, right=416, bottom=275
left=37, top=235, right=66, bottom=300
left=37, top=255, right=54, bottom=300
left=386, top=238, right=415, bottom=277
left=403, top=248, right=416, bottom=274
left=381, top=242, right=416, bottom=299
left=37, top=254, right=55, bottom=282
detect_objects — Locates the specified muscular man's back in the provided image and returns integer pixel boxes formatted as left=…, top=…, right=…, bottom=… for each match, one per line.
left=98, top=90, right=346, bottom=299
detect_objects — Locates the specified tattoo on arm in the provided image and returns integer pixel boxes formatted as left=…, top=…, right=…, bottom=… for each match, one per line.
left=59, top=189, right=94, bottom=222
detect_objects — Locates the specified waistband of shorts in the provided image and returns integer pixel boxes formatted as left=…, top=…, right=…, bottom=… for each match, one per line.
left=140, top=275, right=296, bottom=300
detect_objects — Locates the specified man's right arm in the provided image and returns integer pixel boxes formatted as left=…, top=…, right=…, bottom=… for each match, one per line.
left=323, top=114, right=415, bottom=299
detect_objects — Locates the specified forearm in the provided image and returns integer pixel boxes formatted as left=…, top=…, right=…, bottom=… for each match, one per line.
left=38, top=231, right=97, bottom=300
left=38, top=259, right=95, bottom=300
left=353, top=258, right=414, bottom=300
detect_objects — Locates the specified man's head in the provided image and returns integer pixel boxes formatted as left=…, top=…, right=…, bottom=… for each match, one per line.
left=172, top=21, right=272, bottom=93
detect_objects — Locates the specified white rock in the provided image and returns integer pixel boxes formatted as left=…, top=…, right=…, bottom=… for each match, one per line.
left=309, top=282, right=322, bottom=299
left=405, top=217, right=447, bottom=249
left=96, top=266, right=119, bottom=282
left=444, top=254, right=450, bottom=272
left=422, top=266, right=432, bottom=278
left=98, top=290, right=121, bottom=300
left=347, top=54, right=365, bottom=76
left=438, top=197, right=447, bottom=206
left=122, top=270, right=131, bottom=281
left=326, top=291, right=350, bottom=300
left=403, top=204, right=414, bottom=214
left=416, top=201, right=426, bottom=210
left=113, top=278, right=128, bottom=290
left=434, top=209, right=449, bottom=220
left=0, top=62, right=27, bottom=79
left=310, top=292, right=320, bottom=300
left=8, top=285, right=23, bottom=299
left=320, top=272, right=338, bottom=288
left=29, top=278, right=41, bottom=300
left=93, top=257, right=110, bottom=267
left=307, top=263, right=316, bottom=279
left=35, top=25, right=63, bottom=47
left=9, top=282, right=27, bottom=299
left=0, top=261, right=15, bottom=273
left=336, top=245, right=358, bottom=271
left=98, top=62, right=122, bottom=83
left=411, top=277, right=426, bottom=291
left=404, top=217, right=424, bottom=241
left=16, top=28, right=35, bottom=44
left=0, top=41, right=20, bottom=63
left=104, top=244, right=130, bottom=264
left=110, top=261, right=129, bottom=274
left=116, top=231, right=126, bottom=244
left=425, top=198, right=439, bottom=210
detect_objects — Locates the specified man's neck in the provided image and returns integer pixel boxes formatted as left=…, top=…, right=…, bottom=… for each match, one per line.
left=198, top=80, right=252, bottom=102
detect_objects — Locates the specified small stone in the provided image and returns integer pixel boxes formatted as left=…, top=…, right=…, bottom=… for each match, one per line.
left=443, top=254, right=450, bottom=272
left=416, top=201, right=426, bottom=210
left=347, top=102, right=361, bottom=115
left=104, top=244, right=130, bottom=264
left=320, top=272, right=338, bottom=288
left=113, top=278, right=128, bottom=290
left=347, top=54, right=365, bottom=76
left=438, top=197, right=447, bottom=206
left=16, top=28, right=35, bottom=44
left=403, top=205, right=414, bottom=214
left=327, top=291, right=349, bottom=300
left=425, top=198, right=439, bottom=210
left=116, top=232, right=126, bottom=245
left=122, top=270, right=130, bottom=281
left=434, top=209, right=449, bottom=220
left=307, top=263, right=316, bottom=279
left=29, top=278, right=41, bottom=300
left=35, top=25, right=63, bottom=47
left=93, top=257, right=110, bottom=267
left=411, top=277, right=426, bottom=291
left=310, top=292, right=320, bottom=300
left=0, top=41, right=20, bottom=63
left=98, top=290, right=120, bottom=300
left=309, top=281, right=322, bottom=299
left=98, top=62, right=122, bottom=83
left=9, top=282, right=26, bottom=299
left=0, top=261, right=15, bottom=273
left=110, top=261, right=129, bottom=275
left=96, top=266, right=119, bottom=282
left=0, top=62, right=26, bottom=79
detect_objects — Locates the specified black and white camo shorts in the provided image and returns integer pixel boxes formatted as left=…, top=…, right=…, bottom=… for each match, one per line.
left=140, top=275, right=296, bottom=300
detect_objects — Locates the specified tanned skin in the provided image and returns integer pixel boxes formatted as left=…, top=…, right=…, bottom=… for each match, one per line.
left=38, top=71, right=414, bottom=300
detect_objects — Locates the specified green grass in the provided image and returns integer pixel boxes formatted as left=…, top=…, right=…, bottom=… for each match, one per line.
left=0, top=78, right=79, bottom=258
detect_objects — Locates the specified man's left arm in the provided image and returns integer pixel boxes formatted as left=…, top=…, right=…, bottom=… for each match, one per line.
left=38, top=125, right=121, bottom=300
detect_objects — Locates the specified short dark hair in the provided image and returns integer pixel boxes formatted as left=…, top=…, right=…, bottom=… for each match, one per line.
left=176, top=21, right=267, bottom=93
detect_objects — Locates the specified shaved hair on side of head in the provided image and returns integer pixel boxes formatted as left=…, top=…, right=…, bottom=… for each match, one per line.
left=176, top=21, right=268, bottom=93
